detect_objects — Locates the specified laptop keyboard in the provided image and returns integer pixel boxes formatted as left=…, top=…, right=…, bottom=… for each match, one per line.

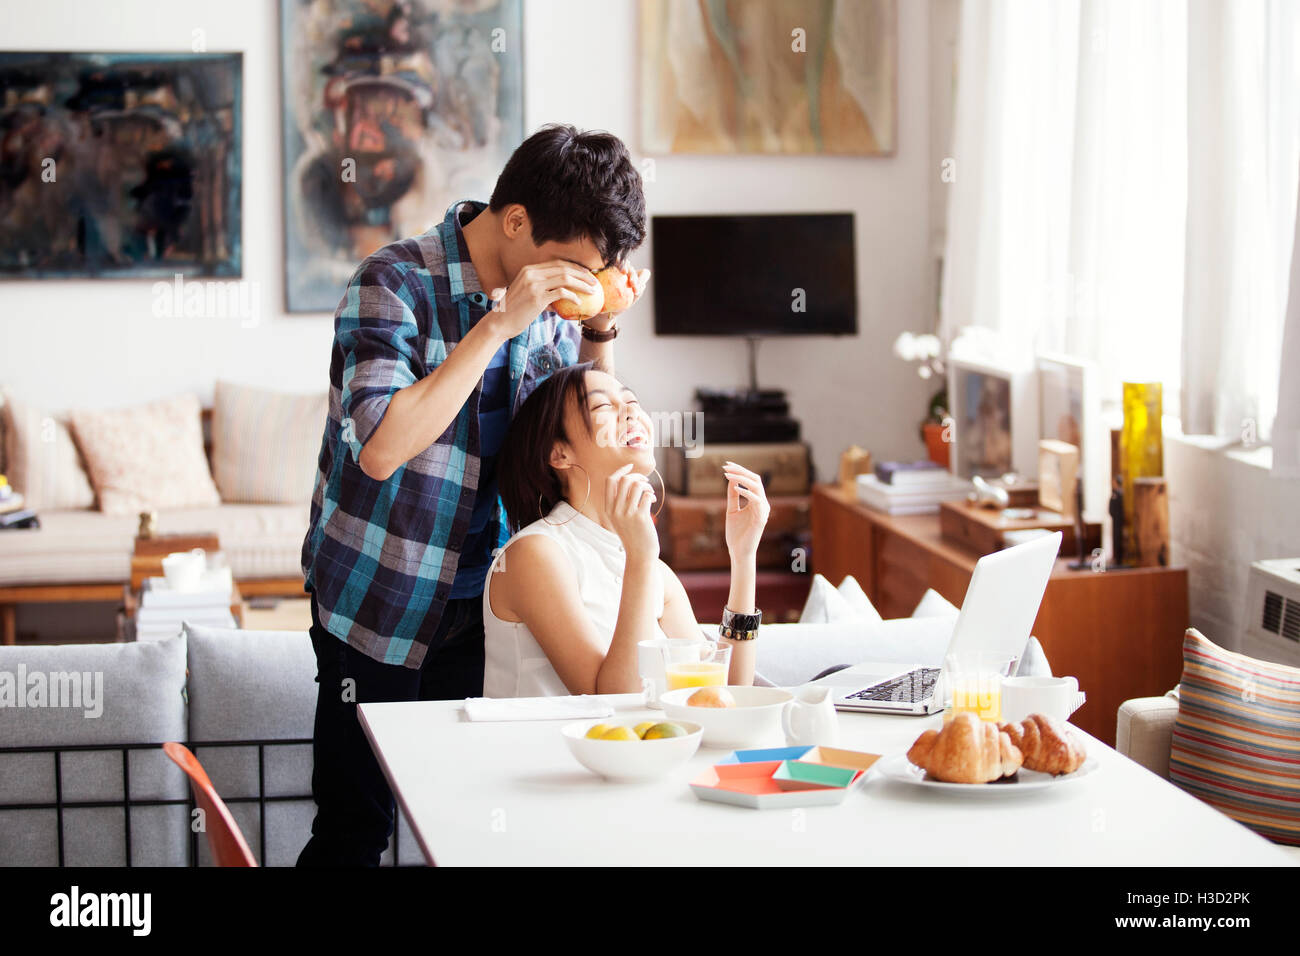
left=846, top=667, right=941, bottom=704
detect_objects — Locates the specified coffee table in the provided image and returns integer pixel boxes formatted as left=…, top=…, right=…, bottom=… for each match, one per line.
left=357, top=666, right=1297, bottom=867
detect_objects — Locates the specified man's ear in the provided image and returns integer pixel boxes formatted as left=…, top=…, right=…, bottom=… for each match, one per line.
left=502, top=203, right=530, bottom=241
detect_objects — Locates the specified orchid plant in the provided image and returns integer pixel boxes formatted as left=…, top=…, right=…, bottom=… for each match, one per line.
left=893, top=331, right=949, bottom=440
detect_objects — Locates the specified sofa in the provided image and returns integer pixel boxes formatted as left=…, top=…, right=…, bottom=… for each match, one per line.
left=0, top=624, right=419, bottom=866
left=1118, top=691, right=1300, bottom=861
left=0, top=386, right=318, bottom=644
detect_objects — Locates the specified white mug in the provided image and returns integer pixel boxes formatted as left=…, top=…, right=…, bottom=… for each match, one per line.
left=161, top=549, right=206, bottom=593
left=1000, top=676, right=1084, bottom=724
left=781, top=685, right=840, bottom=747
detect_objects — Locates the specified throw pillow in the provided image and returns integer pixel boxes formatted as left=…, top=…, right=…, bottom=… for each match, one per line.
left=912, top=588, right=960, bottom=618
left=836, top=575, right=883, bottom=623
left=798, top=574, right=858, bottom=624
left=0, top=388, right=96, bottom=511
left=69, top=394, right=220, bottom=516
left=1169, top=628, right=1300, bottom=846
left=210, top=381, right=326, bottom=504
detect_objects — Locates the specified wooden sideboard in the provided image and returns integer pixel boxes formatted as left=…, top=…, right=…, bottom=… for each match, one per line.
left=811, top=484, right=1189, bottom=745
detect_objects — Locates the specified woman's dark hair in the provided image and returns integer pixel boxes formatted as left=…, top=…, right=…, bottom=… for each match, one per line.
left=498, top=363, right=595, bottom=530
left=489, top=124, right=646, bottom=266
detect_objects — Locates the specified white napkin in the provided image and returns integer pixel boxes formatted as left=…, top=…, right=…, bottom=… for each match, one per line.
left=463, top=696, right=616, bottom=722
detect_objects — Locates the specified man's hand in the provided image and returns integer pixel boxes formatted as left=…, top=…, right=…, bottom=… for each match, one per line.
left=487, top=259, right=601, bottom=340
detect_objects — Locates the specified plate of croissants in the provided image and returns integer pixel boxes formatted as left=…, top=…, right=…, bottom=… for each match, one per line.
left=877, top=712, right=1097, bottom=792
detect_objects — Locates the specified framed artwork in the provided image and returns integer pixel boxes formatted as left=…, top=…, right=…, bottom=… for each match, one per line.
left=640, top=0, right=897, bottom=155
left=0, top=52, right=242, bottom=278
left=948, top=357, right=1039, bottom=481
left=1037, top=353, right=1107, bottom=519
left=280, top=0, right=524, bottom=312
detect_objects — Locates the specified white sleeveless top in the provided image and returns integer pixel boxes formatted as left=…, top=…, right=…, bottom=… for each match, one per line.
left=482, top=500, right=668, bottom=697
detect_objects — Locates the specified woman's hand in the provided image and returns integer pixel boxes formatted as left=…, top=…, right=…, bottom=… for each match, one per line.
left=723, top=461, right=770, bottom=561
left=606, top=463, right=659, bottom=563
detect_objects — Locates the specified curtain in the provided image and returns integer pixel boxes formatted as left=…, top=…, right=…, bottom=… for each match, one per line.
left=1276, top=172, right=1300, bottom=478
left=941, top=0, right=1185, bottom=395
left=1182, top=0, right=1300, bottom=442
left=942, top=0, right=1299, bottom=438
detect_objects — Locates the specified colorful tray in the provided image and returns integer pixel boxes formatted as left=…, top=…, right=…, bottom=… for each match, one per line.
left=689, top=745, right=882, bottom=809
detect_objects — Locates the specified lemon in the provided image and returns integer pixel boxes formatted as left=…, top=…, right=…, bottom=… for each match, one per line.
left=599, top=726, right=639, bottom=741
left=585, top=723, right=611, bottom=740
left=633, top=721, right=658, bottom=739
left=642, top=721, right=688, bottom=740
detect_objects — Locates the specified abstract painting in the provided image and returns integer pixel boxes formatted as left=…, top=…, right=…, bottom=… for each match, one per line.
left=0, top=53, right=242, bottom=278
left=280, top=0, right=524, bottom=312
left=640, top=0, right=896, bottom=155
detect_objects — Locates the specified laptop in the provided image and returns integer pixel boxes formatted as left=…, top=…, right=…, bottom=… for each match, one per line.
left=818, top=531, right=1063, bottom=715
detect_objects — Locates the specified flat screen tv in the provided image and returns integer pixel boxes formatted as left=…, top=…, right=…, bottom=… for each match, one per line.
left=651, top=213, right=857, bottom=336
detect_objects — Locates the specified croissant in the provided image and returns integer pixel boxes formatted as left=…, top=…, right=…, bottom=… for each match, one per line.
left=907, top=712, right=1023, bottom=783
left=998, top=713, right=1087, bottom=775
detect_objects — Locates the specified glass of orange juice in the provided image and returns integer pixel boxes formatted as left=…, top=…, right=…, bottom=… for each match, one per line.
left=662, top=641, right=731, bottom=692
left=942, top=653, right=1015, bottom=723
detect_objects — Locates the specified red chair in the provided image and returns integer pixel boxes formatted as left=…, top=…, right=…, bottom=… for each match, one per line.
left=163, top=742, right=257, bottom=867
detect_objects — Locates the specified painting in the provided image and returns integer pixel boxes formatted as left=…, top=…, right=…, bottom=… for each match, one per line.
left=955, top=368, right=1013, bottom=479
left=639, top=0, right=896, bottom=155
left=280, top=0, right=524, bottom=312
left=0, top=52, right=241, bottom=278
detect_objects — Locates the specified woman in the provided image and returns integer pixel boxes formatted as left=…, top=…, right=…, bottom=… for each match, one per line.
left=484, top=363, right=769, bottom=697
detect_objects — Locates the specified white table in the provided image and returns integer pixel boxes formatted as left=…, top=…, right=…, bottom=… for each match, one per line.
left=358, top=665, right=1297, bottom=867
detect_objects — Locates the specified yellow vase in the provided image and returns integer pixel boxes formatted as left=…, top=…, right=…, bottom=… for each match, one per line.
left=1120, top=383, right=1163, bottom=561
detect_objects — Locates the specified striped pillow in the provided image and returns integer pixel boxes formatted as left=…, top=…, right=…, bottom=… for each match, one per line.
left=211, top=381, right=326, bottom=504
left=1169, top=628, right=1300, bottom=845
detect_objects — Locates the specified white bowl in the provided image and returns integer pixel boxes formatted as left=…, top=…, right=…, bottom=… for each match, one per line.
left=659, top=686, right=794, bottom=750
left=562, top=720, right=703, bottom=782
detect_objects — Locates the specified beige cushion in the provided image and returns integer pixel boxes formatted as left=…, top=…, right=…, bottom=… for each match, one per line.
left=68, top=394, right=220, bottom=516
left=1116, top=693, right=1180, bottom=779
left=0, top=503, right=310, bottom=586
left=0, top=389, right=96, bottom=511
left=211, top=381, right=326, bottom=504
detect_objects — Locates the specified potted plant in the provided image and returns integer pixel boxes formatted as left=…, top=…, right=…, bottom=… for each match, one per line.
left=893, top=332, right=950, bottom=468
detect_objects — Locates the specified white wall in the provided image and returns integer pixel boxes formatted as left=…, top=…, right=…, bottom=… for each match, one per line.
left=1167, top=435, right=1300, bottom=662
left=0, top=0, right=938, bottom=483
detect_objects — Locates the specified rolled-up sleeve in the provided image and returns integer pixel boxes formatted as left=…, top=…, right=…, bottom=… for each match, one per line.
left=336, top=266, right=421, bottom=463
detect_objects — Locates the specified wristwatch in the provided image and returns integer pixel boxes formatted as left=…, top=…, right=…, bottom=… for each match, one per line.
left=719, top=607, right=762, bottom=641
left=580, top=320, right=618, bottom=343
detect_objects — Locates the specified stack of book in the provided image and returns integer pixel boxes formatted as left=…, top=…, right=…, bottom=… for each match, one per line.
left=856, top=461, right=971, bottom=515
left=134, top=571, right=237, bottom=642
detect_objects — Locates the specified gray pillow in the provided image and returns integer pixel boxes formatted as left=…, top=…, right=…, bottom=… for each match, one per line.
left=182, top=623, right=419, bottom=865
left=0, top=635, right=189, bottom=866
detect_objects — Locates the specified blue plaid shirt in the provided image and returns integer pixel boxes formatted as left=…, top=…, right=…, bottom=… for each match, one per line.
left=302, top=199, right=581, bottom=668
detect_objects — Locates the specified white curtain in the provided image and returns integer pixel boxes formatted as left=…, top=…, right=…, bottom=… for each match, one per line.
left=1182, top=0, right=1300, bottom=443
left=1276, top=175, right=1300, bottom=478
left=943, top=0, right=1299, bottom=437
left=942, top=0, right=1186, bottom=396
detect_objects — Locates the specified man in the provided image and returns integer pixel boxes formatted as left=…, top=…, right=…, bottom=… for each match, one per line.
left=298, top=124, right=648, bottom=866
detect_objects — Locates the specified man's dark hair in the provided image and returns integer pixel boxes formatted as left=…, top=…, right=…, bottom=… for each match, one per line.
left=497, top=363, right=595, bottom=531
left=489, top=124, right=646, bottom=266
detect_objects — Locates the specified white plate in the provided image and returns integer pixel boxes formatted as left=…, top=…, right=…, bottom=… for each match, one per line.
left=876, top=753, right=1099, bottom=793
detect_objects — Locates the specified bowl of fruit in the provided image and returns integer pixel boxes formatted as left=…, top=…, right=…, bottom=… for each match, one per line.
left=562, top=719, right=703, bottom=782
left=658, top=686, right=794, bottom=750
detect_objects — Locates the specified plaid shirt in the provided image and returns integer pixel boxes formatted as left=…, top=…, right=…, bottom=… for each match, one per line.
left=302, top=199, right=581, bottom=668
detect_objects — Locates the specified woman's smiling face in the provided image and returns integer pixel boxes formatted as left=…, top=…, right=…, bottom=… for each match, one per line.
left=556, top=368, right=656, bottom=480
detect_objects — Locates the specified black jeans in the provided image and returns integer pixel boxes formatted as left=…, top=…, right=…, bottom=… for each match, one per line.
left=296, top=590, right=485, bottom=867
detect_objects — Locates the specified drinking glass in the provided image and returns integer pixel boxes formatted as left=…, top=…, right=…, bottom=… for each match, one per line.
left=662, top=641, right=731, bottom=692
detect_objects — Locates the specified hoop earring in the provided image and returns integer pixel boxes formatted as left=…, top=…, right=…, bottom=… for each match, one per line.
left=540, top=462, right=592, bottom=526
left=648, top=466, right=665, bottom=519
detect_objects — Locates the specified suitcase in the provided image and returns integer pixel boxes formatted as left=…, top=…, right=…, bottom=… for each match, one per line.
left=662, top=442, right=811, bottom=497
left=658, top=494, right=811, bottom=571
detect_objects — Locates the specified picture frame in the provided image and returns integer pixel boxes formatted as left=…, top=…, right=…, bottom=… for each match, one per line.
left=1037, top=352, right=1107, bottom=520
left=947, top=356, right=1039, bottom=482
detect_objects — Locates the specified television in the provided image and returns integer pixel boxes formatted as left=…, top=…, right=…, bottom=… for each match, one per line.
left=651, top=213, right=857, bottom=336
